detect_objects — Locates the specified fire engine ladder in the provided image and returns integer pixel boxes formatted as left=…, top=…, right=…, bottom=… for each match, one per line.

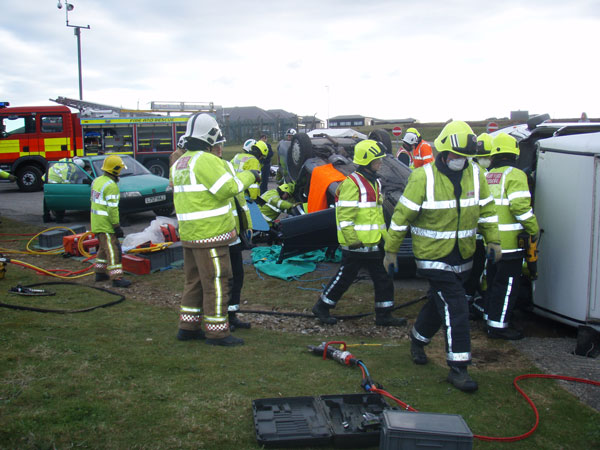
left=50, top=97, right=157, bottom=117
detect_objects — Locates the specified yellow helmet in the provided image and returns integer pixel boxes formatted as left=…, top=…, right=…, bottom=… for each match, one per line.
left=476, top=133, right=493, bottom=156
left=252, top=140, right=269, bottom=158
left=491, top=132, right=520, bottom=157
left=353, top=140, right=385, bottom=166
left=278, top=182, right=295, bottom=194
left=101, top=155, right=126, bottom=176
left=433, top=120, right=477, bottom=157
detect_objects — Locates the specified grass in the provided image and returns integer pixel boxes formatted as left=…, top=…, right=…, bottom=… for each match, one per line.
left=1, top=217, right=599, bottom=449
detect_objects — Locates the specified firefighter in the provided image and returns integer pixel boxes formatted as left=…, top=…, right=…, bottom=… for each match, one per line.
left=231, top=139, right=268, bottom=200
left=44, top=157, right=86, bottom=222
left=484, top=133, right=539, bottom=340
left=91, top=155, right=131, bottom=288
left=257, top=182, right=298, bottom=228
left=0, top=169, right=16, bottom=182
left=312, top=140, right=406, bottom=327
left=401, top=127, right=434, bottom=168
left=464, top=133, right=494, bottom=315
left=285, top=128, right=297, bottom=140
left=384, top=121, right=501, bottom=392
left=224, top=158, right=254, bottom=331
left=171, top=113, right=259, bottom=346
left=259, top=133, right=273, bottom=195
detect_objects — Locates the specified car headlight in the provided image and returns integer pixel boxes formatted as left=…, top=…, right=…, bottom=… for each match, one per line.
left=166, top=185, right=173, bottom=193
left=121, top=191, right=142, bottom=198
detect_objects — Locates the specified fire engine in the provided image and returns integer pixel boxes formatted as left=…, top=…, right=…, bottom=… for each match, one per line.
left=0, top=97, right=216, bottom=192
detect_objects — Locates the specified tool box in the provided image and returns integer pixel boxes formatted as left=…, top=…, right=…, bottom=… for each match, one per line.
left=122, top=254, right=151, bottom=275
left=38, top=225, right=86, bottom=249
left=379, top=410, right=473, bottom=450
left=252, top=393, right=388, bottom=448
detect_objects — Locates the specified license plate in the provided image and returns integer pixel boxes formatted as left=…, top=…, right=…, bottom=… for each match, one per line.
left=145, top=194, right=166, bottom=204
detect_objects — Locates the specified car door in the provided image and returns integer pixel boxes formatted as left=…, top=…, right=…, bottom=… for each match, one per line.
left=43, top=161, right=94, bottom=211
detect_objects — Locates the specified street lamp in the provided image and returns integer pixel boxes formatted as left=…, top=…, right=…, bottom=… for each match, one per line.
left=57, top=0, right=90, bottom=100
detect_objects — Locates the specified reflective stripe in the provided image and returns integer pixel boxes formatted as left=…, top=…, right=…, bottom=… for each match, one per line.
left=478, top=215, right=498, bottom=223
left=500, top=276, right=513, bottom=324
left=479, top=195, right=494, bottom=207
left=177, top=204, right=231, bottom=221
left=91, top=209, right=108, bottom=216
left=228, top=304, right=240, bottom=312
left=423, top=199, right=456, bottom=210
left=341, top=245, right=379, bottom=252
left=174, top=184, right=207, bottom=193
left=375, top=301, right=394, bottom=308
left=181, top=306, right=202, bottom=313
left=508, top=190, right=531, bottom=201
left=487, top=319, right=508, bottom=329
left=354, top=224, right=384, bottom=231
left=438, top=290, right=454, bottom=356
left=515, top=209, right=534, bottom=221
left=448, top=351, right=471, bottom=362
left=337, top=200, right=359, bottom=207
left=210, top=172, right=234, bottom=195
left=495, top=199, right=510, bottom=206
left=399, top=195, right=421, bottom=211
left=320, top=294, right=336, bottom=306
left=389, top=222, right=408, bottom=232
left=410, top=227, right=476, bottom=240
left=339, top=220, right=354, bottom=228
left=499, top=223, right=524, bottom=231
left=416, top=260, right=473, bottom=273
left=412, top=326, right=431, bottom=344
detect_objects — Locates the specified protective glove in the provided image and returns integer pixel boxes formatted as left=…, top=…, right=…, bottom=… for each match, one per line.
left=347, top=241, right=363, bottom=250
left=113, top=225, right=124, bottom=239
left=8, top=174, right=17, bottom=182
left=531, top=231, right=540, bottom=243
left=249, top=170, right=261, bottom=183
left=383, top=252, right=397, bottom=274
left=245, top=229, right=253, bottom=243
left=486, top=242, right=502, bottom=264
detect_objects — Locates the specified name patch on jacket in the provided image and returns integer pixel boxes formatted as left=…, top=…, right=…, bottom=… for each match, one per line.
left=176, top=156, right=191, bottom=170
left=486, top=172, right=502, bottom=185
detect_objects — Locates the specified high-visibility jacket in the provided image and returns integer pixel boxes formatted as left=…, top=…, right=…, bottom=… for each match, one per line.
left=171, top=151, right=255, bottom=243
left=224, top=160, right=253, bottom=237
left=91, top=175, right=120, bottom=234
left=395, top=148, right=413, bottom=167
left=259, top=189, right=295, bottom=225
left=412, top=141, right=434, bottom=168
left=231, top=153, right=261, bottom=199
left=336, top=172, right=386, bottom=250
left=385, top=161, right=500, bottom=266
left=48, top=158, right=77, bottom=183
left=0, top=169, right=11, bottom=179
left=485, top=165, right=539, bottom=254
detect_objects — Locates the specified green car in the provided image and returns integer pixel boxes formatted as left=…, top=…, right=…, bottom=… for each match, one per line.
left=43, top=155, right=174, bottom=218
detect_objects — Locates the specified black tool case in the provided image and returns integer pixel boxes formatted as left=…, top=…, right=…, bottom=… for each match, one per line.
left=252, top=393, right=388, bottom=448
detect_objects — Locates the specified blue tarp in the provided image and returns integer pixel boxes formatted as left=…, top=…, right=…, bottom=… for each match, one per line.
left=251, top=245, right=341, bottom=280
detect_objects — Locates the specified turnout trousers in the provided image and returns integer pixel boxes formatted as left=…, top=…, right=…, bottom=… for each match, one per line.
left=412, top=266, right=472, bottom=367
left=485, top=257, right=523, bottom=330
left=227, top=242, right=244, bottom=313
left=320, top=249, right=395, bottom=312
left=179, top=245, right=232, bottom=339
left=94, top=233, right=123, bottom=279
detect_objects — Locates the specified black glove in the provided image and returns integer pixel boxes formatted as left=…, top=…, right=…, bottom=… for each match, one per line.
left=249, top=170, right=261, bottom=183
left=113, top=226, right=124, bottom=238
left=347, top=241, right=363, bottom=250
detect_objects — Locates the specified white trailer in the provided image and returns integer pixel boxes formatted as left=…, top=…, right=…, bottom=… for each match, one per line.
left=533, top=132, right=600, bottom=331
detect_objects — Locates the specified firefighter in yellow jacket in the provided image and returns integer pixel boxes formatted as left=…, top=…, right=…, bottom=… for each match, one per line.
left=91, top=155, right=131, bottom=288
left=484, top=133, right=539, bottom=340
left=171, top=113, right=259, bottom=346
left=384, top=121, right=501, bottom=392
left=312, top=140, right=406, bottom=327
left=231, top=139, right=268, bottom=200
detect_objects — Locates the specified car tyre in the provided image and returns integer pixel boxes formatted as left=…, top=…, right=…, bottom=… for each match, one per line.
left=16, top=165, right=44, bottom=192
left=368, top=129, right=393, bottom=155
left=287, top=133, right=313, bottom=180
left=144, top=159, right=169, bottom=178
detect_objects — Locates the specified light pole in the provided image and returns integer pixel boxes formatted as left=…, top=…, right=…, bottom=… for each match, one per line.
left=57, top=0, right=90, bottom=100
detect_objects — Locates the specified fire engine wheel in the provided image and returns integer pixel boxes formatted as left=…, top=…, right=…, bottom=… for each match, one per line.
left=16, top=165, right=44, bottom=192
left=144, top=159, right=168, bottom=178
left=153, top=207, right=174, bottom=216
left=287, top=133, right=313, bottom=180
left=368, top=129, right=393, bottom=155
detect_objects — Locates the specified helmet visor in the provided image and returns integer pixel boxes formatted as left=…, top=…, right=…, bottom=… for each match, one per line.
left=448, top=133, right=478, bottom=156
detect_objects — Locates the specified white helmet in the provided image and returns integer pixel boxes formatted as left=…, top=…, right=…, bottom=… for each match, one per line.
left=243, top=139, right=257, bottom=153
left=402, top=131, right=419, bottom=146
left=182, top=113, right=226, bottom=149
left=73, top=157, right=84, bottom=168
left=286, top=128, right=297, bottom=137
left=177, top=135, right=186, bottom=149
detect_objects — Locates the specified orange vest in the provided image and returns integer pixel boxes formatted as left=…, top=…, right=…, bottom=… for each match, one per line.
left=413, top=141, right=434, bottom=168
left=307, top=163, right=347, bottom=213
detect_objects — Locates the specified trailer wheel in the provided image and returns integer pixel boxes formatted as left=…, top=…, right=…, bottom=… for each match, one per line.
left=287, top=133, right=313, bottom=180
left=145, top=159, right=168, bottom=178
left=16, top=165, right=44, bottom=192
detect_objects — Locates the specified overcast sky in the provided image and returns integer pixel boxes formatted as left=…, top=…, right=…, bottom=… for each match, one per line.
left=2, top=0, right=599, bottom=122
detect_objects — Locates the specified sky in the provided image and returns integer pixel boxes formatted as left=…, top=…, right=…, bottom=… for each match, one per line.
left=2, top=0, right=599, bottom=123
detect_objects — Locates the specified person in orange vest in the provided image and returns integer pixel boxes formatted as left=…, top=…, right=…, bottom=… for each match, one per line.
left=401, top=128, right=434, bottom=168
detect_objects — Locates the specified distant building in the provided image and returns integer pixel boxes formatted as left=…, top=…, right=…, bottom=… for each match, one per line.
left=215, top=106, right=299, bottom=143
left=328, top=114, right=375, bottom=128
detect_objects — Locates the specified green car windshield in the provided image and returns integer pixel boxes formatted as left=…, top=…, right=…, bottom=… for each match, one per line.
left=91, top=155, right=150, bottom=177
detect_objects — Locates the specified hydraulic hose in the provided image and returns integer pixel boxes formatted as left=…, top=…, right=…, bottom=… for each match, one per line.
left=8, top=258, right=93, bottom=279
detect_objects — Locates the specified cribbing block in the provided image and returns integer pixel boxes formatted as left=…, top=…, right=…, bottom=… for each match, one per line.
left=38, top=225, right=87, bottom=248
left=122, top=254, right=151, bottom=275
left=166, top=241, right=183, bottom=264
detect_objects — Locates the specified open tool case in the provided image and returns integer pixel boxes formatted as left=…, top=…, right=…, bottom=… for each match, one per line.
left=252, top=393, right=388, bottom=448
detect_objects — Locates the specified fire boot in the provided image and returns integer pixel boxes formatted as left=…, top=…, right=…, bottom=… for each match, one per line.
left=312, top=299, right=337, bottom=325
left=205, top=335, right=244, bottom=347
left=447, top=366, right=478, bottom=393
left=375, top=310, right=407, bottom=327
left=410, top=339, right=428, bottom=365
left=229, top=312, right=251, bottom=332
left=95, top=273, right=110, bottom=282
left=487, top=326, right=523, bottom=340
left=176, top=329, right=206, bottom=341
left=112, top=278, right=131, bottom=288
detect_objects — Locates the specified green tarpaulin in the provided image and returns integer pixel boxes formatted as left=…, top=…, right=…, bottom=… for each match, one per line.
left=251, top=245, right=341, bottom=280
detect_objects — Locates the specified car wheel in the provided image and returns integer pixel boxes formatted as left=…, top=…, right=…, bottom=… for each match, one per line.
left=145, top=159, right=168, bottom=178
left=153, top=207, right=174, bottom=216
left=16, top=165, right=44, bottom=192
left=287, top=133, right=313, bottom=180
left=368, top=129, right=393, bottom=154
